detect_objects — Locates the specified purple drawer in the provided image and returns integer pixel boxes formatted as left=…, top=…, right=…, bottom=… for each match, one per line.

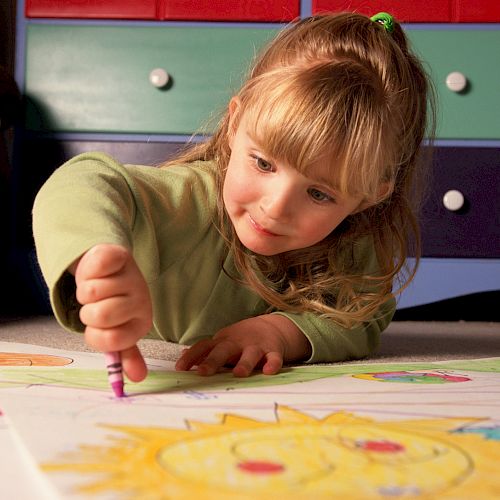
left=420, top=147, right=499, bottom=258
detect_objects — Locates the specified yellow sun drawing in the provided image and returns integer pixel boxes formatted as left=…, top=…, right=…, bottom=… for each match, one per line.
left=43, top=406, right=500, bottom=499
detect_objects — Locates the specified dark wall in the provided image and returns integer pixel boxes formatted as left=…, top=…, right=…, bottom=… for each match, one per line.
left=1, top=1, right=23, bottom=315
left=0, top=0, right=16, bottom=72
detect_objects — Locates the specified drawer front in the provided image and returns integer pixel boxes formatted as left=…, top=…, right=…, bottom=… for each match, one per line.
left=458, top=1, right=500, bottom=22
left=162, top=0, right=299, bottom=22
left=313, top=0, right=451, bottom=22
left=24, top=25, right=277, bottom=134
left=313, top=0, right=500, bottom=22
left=420, top=147, right=500, bottom=258
left=26, top=0, right=157, bottom=19
left=408, top=29, right=500, bottom=140
left=26, top=0, right=298, bottom=21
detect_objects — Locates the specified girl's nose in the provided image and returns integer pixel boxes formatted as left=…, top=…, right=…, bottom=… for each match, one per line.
left=259, top=184, right=294, bottom=221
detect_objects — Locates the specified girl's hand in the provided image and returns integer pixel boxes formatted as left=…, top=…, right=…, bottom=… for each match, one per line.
left=175, top=315, right=311, bottom=377
left=72, top=244, right=152, bottom=382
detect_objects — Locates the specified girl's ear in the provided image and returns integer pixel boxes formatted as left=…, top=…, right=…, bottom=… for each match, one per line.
left=227, top=96, right=242, bottom=149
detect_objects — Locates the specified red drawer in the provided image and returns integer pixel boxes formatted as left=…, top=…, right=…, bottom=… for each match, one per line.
left=161, top=0, right=299, bottom=22
left=26, top=0, right=157, bottom=19
left=27, top=0, right=299, bottom=21
left=23, top=0, right=500, bottom=22
left=313, top=0, right=500, bottom=22
left=312, top=0, right=451, bottom=22
left=457, top=1, right=500, bottom=22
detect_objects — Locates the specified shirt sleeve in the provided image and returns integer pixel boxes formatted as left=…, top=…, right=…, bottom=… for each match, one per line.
left=33, top=152, right=138, bottom=332
left=32, top=151, right=216, bottom=334
left=272, top=296, right=395, bottom=363
left=270, top=237, right=397, bottom=363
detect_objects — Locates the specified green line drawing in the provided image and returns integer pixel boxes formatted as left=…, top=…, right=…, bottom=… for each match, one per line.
left=1, top=357, right=498, bottom=394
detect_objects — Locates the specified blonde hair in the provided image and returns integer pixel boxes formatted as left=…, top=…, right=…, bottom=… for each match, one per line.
left=163, top=13, right=435, bottom=327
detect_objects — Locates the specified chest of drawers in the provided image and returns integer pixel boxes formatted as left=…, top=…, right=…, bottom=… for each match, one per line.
left=12, top=0, right=500, bottom=315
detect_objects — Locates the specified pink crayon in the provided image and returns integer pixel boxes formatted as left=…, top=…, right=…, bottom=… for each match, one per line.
left=104, top=352, right=125, bottom=398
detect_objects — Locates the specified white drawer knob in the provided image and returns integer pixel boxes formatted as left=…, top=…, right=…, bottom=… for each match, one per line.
left=149, top=68, right=170, bottom=88
left=446, top=71, right=467, bottom=93
left=443, top=189, right=465, bottom=211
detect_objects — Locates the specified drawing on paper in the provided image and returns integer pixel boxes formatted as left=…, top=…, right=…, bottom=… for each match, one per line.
left=353, top=371, right=472, bottom=383
left=0, top=352, right=73, bottom=367
left=1, top=358, right=496, bottom=393
left=42, top=405, right=500, bottom=499
left=1, top=344, right=499, bottom=499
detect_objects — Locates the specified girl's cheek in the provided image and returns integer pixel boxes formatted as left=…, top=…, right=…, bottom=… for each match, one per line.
left=301, top=215, right=337, bottom=241
left=234, top=178, right=256, bottom=202
left=225, top=178, right=250, bottom=207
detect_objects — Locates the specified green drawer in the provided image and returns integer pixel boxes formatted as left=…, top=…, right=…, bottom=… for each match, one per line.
left=407, top=29, right=500, bottom=140
left=25, top=25, right=277, bottom=134
left=25, top=25, right=500, bottom=139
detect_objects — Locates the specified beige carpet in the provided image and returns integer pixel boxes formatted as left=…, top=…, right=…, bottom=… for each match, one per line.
left=1, top=315, right=499, bottom=364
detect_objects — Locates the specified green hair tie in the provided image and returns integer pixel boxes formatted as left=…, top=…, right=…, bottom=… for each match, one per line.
left=370, top=12, right=395, bottom=34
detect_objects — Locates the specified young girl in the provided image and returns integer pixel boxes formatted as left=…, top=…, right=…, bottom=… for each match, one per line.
left=33, top=12, right=433, bottom=382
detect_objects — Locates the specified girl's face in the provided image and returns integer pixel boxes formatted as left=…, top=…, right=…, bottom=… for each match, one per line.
left=223, top=113, right=366, bottom=256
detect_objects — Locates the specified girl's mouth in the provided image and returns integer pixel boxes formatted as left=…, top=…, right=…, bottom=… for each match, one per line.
left=249, top=215, right=279, bottom=236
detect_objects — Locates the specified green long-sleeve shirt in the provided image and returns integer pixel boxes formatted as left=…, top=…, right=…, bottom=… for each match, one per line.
left=32, top=152, right=395, bottom=363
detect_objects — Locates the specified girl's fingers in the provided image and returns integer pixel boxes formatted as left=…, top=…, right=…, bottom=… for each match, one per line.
left=232, top=345, right=265, bottom=378
left=175, top=339, right=215, bottom=371
left=76, top=275, right=129, bottom=305
left=121, top=345, right=148, bottom=383
left=84, top=318, right=147, bottom=353
left=76, top=244, right=129, bottom=281
left=196, top=341, right=241, bottom=376
left=79, top=296, right=132, bottom=329
left=177, top=342, right=284, bottom=377
left=262, top=351, right=284, bottom=375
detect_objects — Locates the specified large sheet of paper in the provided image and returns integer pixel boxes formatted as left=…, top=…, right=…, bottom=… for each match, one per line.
left=1, top=341, right=499, bottom=499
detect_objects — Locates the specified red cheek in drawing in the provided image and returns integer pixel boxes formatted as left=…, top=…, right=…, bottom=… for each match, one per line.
left=237, top=460, right=285, bottom=474
left=359, top=440, right=405, bottom=453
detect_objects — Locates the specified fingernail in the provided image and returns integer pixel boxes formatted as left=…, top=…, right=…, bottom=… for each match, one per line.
left=198, top=364, right=213, bottom=376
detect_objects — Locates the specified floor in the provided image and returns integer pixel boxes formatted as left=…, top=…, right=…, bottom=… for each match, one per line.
left=1, top=314, right=499, bottom=364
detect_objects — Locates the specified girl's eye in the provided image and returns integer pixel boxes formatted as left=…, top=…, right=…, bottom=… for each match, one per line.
left=308, top=188, right=333, bottom=203
left=253, top=156, right=273, bottom=172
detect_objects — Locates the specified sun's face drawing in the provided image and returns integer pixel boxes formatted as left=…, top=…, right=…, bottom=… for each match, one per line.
left=43, top=406, right=500, bottom=499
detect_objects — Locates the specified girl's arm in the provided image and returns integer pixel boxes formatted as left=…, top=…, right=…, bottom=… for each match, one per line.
left=33, top=153, right=154, bottom=381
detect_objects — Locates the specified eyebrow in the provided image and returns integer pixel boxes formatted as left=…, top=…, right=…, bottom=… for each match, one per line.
left=306, top=172, right=338, bottom=192
left=247, top=128, right=340, bottom=192
left=246, top=133, right=269, bottom=155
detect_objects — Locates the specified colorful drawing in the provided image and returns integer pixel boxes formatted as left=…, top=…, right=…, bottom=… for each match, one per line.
left=42, top=405, right=500, bottom=499
left=0, top=352, right=73, bottom=366
left=454, top=425, right=500, bottom=441
left=353, top=371, right=471, bottom=384
left=1, top=343, right=499, bottom=499
left=0, top=360, right=495, bottom=393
